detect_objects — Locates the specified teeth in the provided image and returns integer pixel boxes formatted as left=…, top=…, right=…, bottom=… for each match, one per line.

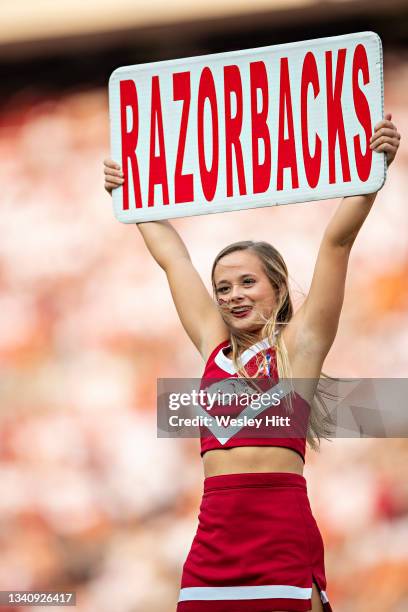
left=232, top=307, right=251, bottom=313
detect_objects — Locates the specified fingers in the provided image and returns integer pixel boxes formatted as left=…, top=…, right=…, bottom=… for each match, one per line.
left=374, top=142, right=396, bottom=153
left=368, top=113, right=401, bottom=166
left=104, top=159, right=123, bottom=176
left=372, top=137, right=400, bottom=167
left=370, top=117, right=401, bottom=156
left=104, top=177, right=124, bottom=193
left=373, top=118, right=396, bottom=133
left=370, top=127, right=401, bottom=144
left=370, top=133, right=400, bottom=150
left=104, top=179, right=124, bottom=194
left=370, top=136, right=399, bottom=154
left=104, top=158, right=122, bottom=171
left=103, top=158, right=124, bottom=193
left=104, top=166, right=124, bottom=179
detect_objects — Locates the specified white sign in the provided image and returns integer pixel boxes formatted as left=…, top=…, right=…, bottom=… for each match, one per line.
left=109, top=31, right=384, bottom=223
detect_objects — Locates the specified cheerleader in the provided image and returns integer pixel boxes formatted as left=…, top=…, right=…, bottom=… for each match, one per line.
left=104, top=114, right=400, bottom=611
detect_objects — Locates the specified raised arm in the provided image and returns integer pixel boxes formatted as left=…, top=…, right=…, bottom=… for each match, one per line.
left=292, top=114, right=401, bottom=360
left=104, top=160, right=228, bottom=360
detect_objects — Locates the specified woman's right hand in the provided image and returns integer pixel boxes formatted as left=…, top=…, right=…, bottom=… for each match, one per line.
left=104, top=158, right=124, bottom=195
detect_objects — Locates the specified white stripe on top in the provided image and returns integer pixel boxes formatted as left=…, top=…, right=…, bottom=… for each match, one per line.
left=214, top=336, right=277, bottom=375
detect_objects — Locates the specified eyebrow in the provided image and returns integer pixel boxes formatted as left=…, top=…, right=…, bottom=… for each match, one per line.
left=215, top=273, right=257, bottom=286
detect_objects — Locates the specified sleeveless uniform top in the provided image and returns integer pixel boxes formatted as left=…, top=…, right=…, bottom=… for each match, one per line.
left=199, top=338, right=310, bottom=462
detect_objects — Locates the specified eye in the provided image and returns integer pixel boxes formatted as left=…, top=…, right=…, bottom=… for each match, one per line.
left=243, top=278, right=255, bottom=285
left=217, top=286, right=229, bottom=294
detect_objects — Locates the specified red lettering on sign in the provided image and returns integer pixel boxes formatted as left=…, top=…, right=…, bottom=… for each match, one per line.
left=148, top=76, right=169, bottom=206
left=197, top=67, right=219, bottom=201
left=224, top=65, right=247, bottom=197
left=301, top=52, right=322, bottom=188
left=120, top=80, right=142, bottom=209
left=326, top=49, right=351, bottom=184
left=173, top=72, right=194, bottom=203
left=250, top=61, right=271, bottom=194
left=277, top=58, right=299, bottom=191
left=352, top=44, right=372, bottom=182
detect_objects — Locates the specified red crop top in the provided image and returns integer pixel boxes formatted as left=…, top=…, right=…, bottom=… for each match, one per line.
left=199, top=338, right=310, bottom=462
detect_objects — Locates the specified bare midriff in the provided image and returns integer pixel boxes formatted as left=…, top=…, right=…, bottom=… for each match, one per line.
left=203, top=445, right=304, bottom=478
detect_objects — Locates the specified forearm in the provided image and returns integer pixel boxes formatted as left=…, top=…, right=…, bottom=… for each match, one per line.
left=323, top=191, right=377, bottom=247
left=136, top=220, right=190, bottom=270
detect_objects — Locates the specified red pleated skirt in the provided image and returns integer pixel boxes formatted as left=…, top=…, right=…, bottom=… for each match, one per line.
left=177, top=472, right=332, bottom=612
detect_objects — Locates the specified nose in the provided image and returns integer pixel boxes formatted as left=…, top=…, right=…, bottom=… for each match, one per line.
left=229, top=284, right=244, bottom=301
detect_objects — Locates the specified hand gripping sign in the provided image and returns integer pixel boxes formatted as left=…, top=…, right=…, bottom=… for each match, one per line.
left=109, top=31, right=384, bottom=223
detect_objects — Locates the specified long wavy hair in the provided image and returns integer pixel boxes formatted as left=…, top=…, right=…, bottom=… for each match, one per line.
left=211, top=240, right=335, bottom=452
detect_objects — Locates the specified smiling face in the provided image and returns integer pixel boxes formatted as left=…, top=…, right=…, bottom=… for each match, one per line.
left=213, top=249, right=278, bottom=334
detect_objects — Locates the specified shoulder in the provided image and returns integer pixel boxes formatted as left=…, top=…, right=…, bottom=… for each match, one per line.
left=198, top=315, right=230, bottom=362
left=202, top=337, right=230, bottom=366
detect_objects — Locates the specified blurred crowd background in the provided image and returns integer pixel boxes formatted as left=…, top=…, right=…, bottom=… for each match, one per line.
left=1, top=1, right=408, bottom=611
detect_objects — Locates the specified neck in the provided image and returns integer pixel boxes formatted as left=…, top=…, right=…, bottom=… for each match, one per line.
left=230, top=330, right=265, bottom=351
left=230, top=326, right=281, bottom=351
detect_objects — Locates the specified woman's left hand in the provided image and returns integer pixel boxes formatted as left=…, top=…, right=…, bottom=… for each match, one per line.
left=370, top=113, right=401, bottom=167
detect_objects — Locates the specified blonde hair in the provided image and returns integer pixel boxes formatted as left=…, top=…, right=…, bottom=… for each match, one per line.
left=211, top=240, right=334, bottom=452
